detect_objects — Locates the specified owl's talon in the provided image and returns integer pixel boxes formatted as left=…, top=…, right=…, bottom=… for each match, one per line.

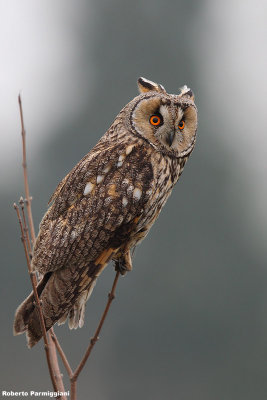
left=115, top=261, right=128, bottom=275
left=115, top=249, right=133, bottom=275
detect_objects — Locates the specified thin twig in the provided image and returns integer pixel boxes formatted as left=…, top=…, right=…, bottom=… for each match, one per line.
left=19, top=197, right=32, bottom=258
left=70, top=271, right=120, bottom=398
left=14, top=204, right=60, bottom=395
left=48, top=331, right=67, bottom=398
left=19, top=202, right=66, bottom=399
left=51, top=331, right=73, bottom=378
left=17, top=95, right=66, bottom=399
left=18, top=94, right=35, bottom=244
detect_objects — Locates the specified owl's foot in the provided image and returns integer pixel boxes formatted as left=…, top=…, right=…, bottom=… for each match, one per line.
left=114, top=250, right=132, bottom=275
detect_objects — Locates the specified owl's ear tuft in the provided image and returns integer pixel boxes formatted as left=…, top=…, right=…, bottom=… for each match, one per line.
left=138, top=77, right=166, bottom=94
left=179, top=85, right=195, bottom=101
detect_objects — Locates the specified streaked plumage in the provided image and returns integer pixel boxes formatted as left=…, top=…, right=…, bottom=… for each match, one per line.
left=14, top=77, right=198, bottom=347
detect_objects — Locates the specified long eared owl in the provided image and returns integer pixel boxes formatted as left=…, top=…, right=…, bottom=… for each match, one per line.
left=14, top=77, right=198, bottom=347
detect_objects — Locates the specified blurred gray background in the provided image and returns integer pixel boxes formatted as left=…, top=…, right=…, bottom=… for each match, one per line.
left=1, top=1, right=267, bottom=399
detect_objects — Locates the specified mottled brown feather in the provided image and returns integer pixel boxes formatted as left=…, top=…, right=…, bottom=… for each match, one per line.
left=13, top=77, right=197, bottom=347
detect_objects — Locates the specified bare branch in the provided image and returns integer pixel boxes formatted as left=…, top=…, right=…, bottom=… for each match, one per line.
left=48, top=330, right=67, bottom=398
left=70, top=271, right=120, bottom=397
left=19, top=197, right=32, bottom=258
left=51, top=331, right=73, bottom=378
left=17, top=95, right=67, bottom=399
left=14, top=204, right=61, bottom=395
left=18, top=94, right=36, bottom=244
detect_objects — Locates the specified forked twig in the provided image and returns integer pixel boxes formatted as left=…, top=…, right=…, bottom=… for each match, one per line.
left=51, top=331, right=73, bottom=378
left=70, top=271, right=120, bottom=399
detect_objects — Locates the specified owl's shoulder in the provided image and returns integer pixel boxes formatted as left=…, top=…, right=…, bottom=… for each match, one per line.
left=46, top=136, right=156, bottom=222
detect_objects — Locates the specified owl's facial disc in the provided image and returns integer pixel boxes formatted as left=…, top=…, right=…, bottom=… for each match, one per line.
left=130, top=95, right=197, bottom=156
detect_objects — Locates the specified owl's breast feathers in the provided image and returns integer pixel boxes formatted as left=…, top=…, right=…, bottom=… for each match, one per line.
left=32, top=138, right=186, bottom=277
left=31, top=140, right=148, bottom=274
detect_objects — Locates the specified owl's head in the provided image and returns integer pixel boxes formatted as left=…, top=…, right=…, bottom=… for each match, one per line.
left=125, top=77, right=197, bottom=158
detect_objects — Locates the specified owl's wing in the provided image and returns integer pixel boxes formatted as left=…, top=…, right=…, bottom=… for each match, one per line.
left=32, top=141, right=154, bottom=275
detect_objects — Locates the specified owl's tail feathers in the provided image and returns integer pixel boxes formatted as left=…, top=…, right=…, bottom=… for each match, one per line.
left=13, top=291, right=35, bottom=336
left=57, top=280, right=97, bottom=330
left=13, top=272, right=53, bottom=347
left=14, top=248, right=116, bottom=348
left=13, top=267, right=98, bottom=348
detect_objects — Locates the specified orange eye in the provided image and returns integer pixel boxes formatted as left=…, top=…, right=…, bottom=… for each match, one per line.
left=150, top=115, right=162, bottom=126
left=178, top=120, right=185, bottom=130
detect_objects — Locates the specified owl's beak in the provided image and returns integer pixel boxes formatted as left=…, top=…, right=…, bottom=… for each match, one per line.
left=166, top=130, right=175, bottom=147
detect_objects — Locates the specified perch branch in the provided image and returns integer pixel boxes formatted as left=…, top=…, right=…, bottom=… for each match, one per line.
left=50, top=331, right=73, bottom=378
left=17, top=95, right=66, bottom=399
left=14, top=204, right=61, bottom=396
left=70, top=271, right=120, bottom=398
